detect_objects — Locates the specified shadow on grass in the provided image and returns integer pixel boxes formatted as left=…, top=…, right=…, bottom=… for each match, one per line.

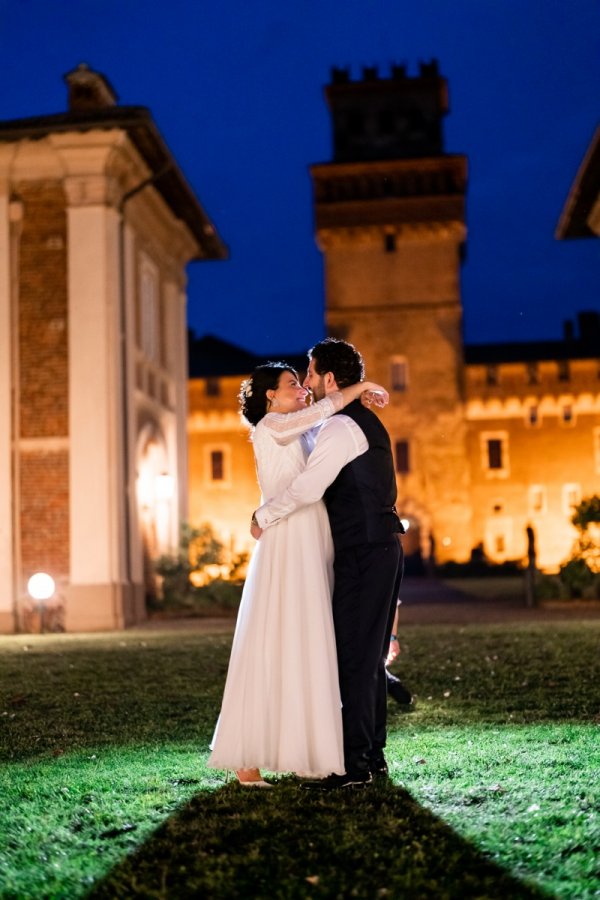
left=89, top=779, right=550, bottom=899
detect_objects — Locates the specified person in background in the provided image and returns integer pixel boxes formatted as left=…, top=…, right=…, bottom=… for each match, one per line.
left=386, top=599, right=413, bottom=706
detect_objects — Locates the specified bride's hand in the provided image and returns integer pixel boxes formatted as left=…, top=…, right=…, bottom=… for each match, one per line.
left=360, top=381, right=389, bottom=408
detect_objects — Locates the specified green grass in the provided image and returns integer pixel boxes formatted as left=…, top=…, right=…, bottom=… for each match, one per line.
left=440, top=576, right=527, bottom=602
left=0, top=622, right=599, bottom=898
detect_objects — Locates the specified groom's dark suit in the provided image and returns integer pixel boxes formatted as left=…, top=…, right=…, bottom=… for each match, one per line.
left=323, top=400, right=403, bottom=777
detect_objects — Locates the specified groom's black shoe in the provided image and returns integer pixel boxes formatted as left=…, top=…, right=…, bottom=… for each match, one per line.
left=301, top=771, right=373, bottom=791
left=386, top=672, right=413, bottom=706
left=368, top=752, right=389, bottom=778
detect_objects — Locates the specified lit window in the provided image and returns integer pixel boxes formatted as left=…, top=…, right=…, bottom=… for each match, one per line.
left=395, top=440, right=410, bottom=474
left=484, top=515, right=512, bottom=560
left=390, top=357, right=408, bottom=392
left=528, top=485, right=546, bottom=515
left=562, top=483, right=581, bottom=515
left=561, top=404, right=574, bottom=425
left=486, top=365, right=498, bottom=386
left=205, top=445, right=231, bottom=486
left=206, top=377, right=221, bottom=397
left=384, top=233, right=397, bottom=253
left=595, top=429, right=600, bottom=473
left=481, top=432, right=509, bottom=477
left=210, top=450, right=224, bottom=481
left=488, top=439, right=503, bottom=469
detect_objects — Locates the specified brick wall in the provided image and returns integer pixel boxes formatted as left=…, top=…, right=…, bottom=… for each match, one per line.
left=18, top=181, right=68, bottom=438
left=20, top=450, right=69, bottom=577
left=17, top=181, right=70, bottom=583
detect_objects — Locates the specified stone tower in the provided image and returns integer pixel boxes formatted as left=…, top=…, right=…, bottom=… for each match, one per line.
left=310, top=61, right=472, bottom=563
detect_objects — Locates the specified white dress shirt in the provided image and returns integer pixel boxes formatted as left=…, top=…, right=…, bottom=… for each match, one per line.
left=255, top=413, right=368, bottom=529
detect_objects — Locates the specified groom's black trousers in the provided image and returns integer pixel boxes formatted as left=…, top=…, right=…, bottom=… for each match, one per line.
left=331, top=537, right=403, bottom=774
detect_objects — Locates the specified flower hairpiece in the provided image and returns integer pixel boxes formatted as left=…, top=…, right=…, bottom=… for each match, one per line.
left=241, top=379, right=253, bottom=398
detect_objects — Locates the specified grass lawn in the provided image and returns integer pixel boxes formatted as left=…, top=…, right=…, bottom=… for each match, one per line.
left=440, top=576, right=526, bottom=603
left=1, top=621, right=599, bottom=898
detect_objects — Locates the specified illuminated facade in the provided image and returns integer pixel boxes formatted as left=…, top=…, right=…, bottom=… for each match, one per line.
left=0, top=65, right=225, bottom=632
left=188, top=323, right=600, bottom=574
left=188, top=335, right=306, bottom=559
left=464, top=334, right=600, bottom=570
left=188, top=65, right=599, bottom=574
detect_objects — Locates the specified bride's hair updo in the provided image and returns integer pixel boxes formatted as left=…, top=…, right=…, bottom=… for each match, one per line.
left=239, top=362, right=298, bottom=426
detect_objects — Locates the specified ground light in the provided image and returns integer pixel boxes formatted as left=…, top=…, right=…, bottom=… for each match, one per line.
left=27, top=572, right=55, bottom=633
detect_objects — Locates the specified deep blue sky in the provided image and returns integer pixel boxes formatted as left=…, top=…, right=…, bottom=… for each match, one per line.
left=2, top=0, right=598, bottom=355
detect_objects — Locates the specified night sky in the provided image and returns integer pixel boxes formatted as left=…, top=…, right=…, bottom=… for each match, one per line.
left=2, top=0, right=598, bottom=356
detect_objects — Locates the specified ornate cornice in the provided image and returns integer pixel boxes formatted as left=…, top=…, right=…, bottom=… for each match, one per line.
left=316, top=219, right=466, bottom=249
left=188, top=410, right=245, bottom=433
left=311, top=155, right=467, bottom=200
left=50, top=131, right=146, bottom=208
left=466, top=393, right=600, bottom=419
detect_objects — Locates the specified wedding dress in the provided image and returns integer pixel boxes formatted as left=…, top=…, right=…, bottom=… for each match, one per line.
left=207, top=395, right=345, bottom=777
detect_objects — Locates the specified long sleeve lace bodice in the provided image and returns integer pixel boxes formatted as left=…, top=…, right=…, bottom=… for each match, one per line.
left=251, top=392, right=344, bottom=499
left=259, top=392, right=344, bottom=445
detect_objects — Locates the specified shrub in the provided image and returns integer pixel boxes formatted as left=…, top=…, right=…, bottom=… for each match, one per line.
left=535, top=574, right=568, bottom=601
left=581, top=574, right=600, bottom=600
left=571, top=495, right=600, bottom=530
left=567, top=496, right=600, bottom=574
left=152, top=523, right=243, bottom=613
left=559, top=558, right=595, bottom=599
left=194, top=579, right=243, bottom=610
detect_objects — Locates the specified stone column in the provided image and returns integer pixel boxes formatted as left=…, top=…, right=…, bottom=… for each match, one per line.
left=0, top=187, right=15, bottom=630
left=57, top=140, right=132, bottom=630
left=172, top=282, right=190, bottom=538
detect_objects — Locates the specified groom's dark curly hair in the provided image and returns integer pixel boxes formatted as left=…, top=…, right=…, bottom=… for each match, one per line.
left=308, top=338, right=365, bottom=388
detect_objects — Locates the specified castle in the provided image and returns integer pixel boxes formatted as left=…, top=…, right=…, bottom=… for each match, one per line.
left=1, top=62, right=597, bottom=633
left=188, top=63, right=600, bottom=574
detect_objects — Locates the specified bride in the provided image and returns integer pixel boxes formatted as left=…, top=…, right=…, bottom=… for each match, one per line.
left=207, top=361, right=388, bottom=785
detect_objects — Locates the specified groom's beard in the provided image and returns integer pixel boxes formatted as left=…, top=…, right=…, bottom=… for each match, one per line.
left=311, top=379, right=326, bottom=402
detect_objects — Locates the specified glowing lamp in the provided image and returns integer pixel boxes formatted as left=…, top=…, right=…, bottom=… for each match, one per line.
left=27, top=573, right=55, bottom=602
left=156, top=472, right=174, bottom=501
left=400, top=518, right=410, bottom=532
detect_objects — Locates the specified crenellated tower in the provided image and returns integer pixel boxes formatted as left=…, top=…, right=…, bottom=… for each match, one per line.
left=311, top=61, right=472, bottom=563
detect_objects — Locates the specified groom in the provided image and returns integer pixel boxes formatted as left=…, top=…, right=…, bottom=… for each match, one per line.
left=252, top=338, right=404, bottom=788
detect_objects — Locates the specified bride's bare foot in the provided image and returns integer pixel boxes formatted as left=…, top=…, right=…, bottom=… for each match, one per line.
left=236, top=767, right=263, bottom=783
left=236, top=767, right=272, bottom=787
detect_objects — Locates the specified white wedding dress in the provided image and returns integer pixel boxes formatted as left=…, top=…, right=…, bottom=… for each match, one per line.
left=207, top=395, right=345, bottom=777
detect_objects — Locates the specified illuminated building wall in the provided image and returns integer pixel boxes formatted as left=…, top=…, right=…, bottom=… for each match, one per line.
left=0, top=65, right=225, bottom=633
left=188, top=373, right=260, bottom=559
left=187, top=324, right=600, bottom=575
left=465, top=347, right=600, bottom=570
